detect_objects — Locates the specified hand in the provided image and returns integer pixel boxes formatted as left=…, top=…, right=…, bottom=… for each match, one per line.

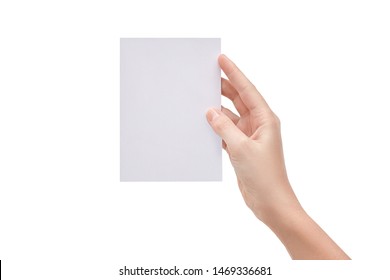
left=206, top=54, right=350, bottom=260
left=207, top=54, right=298, bottom=224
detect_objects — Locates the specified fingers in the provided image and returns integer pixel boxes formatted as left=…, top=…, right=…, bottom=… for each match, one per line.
left=222, top=78, right=249, bottom=116
left=221, top=106, right=240, bottom=124
left=219, top=54, right=271, bottom=113
left=222, top=140, right=227, bottom=150
left=206, top=108, right=247, bottom=149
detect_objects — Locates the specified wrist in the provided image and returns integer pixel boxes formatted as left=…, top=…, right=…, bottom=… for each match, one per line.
left=263, top=202, right=307, bottom=231
left=253, top=187, right=306, bottom=230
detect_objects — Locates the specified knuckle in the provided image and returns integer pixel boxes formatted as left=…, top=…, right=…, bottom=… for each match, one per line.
left=268, top=112, right=281, bottom=128
left=274, top=114, right=281, bottom=126
left=239, top=82, right=256, bottom=94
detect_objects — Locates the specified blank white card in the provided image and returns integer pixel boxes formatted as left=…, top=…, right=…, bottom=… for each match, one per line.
left=120, top=38, right=221, bottom=181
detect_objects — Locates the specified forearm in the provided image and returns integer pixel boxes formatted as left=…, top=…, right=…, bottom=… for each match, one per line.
left=261, top=192, right=350, bottom=260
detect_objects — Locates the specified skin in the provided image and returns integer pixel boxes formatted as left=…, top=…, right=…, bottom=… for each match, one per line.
left=206, top=54, right=350, bottom=260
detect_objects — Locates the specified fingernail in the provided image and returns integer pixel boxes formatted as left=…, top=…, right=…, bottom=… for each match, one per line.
left=219, top=54, right=234, bottom=73
left=206, top=108, right=220, bottom=122
left=220, top=54, right=229, bottom=60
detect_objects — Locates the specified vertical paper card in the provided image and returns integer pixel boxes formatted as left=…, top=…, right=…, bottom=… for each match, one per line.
left=120, top=38, right=221, bottom=181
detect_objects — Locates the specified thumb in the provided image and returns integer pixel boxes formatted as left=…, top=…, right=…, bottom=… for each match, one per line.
left=206, top=108, right=247, bottom=149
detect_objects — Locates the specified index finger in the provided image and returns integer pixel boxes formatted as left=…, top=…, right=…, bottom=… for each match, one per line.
left=218, top=54, right=271, bottom=113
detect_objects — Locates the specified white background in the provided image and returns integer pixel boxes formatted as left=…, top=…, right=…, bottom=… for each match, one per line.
left=0, top=0, right=389, bottom=279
